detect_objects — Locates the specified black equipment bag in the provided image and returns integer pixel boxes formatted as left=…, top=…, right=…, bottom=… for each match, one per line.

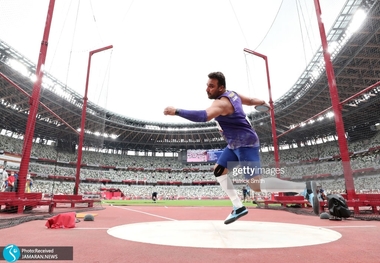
left=327, top=194, right=351, bottom=218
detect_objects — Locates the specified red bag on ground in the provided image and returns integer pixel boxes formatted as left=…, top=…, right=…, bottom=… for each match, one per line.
left=45, top=212, right=76, bottom=229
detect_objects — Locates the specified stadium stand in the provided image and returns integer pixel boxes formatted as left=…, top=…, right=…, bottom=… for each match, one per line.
left=0, top=132, right=379, bottom=202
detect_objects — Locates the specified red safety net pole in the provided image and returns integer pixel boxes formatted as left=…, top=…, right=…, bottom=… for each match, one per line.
left=17, top=0, right=56, bottom=213
left=74, top=45, right=113, bottom=195
left=243, top=48, right=280, bottom=177
left=313, top=0, right=355, bottom=199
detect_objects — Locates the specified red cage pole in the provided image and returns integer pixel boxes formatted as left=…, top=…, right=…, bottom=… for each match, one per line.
left=313, top=0, right=355, bottom=199
left=74, top=45, right=113, bottom=195
left=243, top=48, right=280, bottom=177
left=17, top=0, right=56, bottom=213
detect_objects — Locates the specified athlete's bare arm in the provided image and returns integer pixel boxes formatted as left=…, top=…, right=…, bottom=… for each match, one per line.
left=237, top=93, right=270, bottom=108
left=205, top=97, right=234, bottom=120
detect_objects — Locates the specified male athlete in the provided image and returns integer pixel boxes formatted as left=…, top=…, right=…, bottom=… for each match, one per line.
left=164, top=72, right=318, bottom=224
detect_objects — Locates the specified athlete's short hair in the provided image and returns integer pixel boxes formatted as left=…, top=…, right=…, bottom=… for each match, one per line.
left=208, top=72, right=226, bottom=88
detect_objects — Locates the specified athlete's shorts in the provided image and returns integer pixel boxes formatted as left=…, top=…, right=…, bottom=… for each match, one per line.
left=216, top=146, right=261, bottom=179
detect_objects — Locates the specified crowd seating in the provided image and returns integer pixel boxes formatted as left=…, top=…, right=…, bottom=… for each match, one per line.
left=0, top=131, right=379, bottom=200
left=1, top=131, right=378, bottom=168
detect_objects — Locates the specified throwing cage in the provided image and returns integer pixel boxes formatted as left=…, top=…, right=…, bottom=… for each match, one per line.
left=0, top=0, right=104, bottom=226
left=245, top=0, right=380, bottom=218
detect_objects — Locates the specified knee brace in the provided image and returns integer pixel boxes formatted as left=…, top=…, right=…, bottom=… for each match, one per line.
left=214, top=164, right=225, bottom=177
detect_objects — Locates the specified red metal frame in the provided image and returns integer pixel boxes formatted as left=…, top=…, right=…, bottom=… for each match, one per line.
left=243, top=48, right=280, bottom=177
left=74, top=45, right=113, bottom=195
left=313, top=0, right=355, bottom=199
left=17, top=0, right=56, bottom=213
left=7, top=0, right=377, bottom=215
left=244, top=1, right=380, bottom=213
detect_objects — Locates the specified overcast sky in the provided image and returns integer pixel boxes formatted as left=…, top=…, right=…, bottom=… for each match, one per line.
left=0, top=0, right=347, bottom=123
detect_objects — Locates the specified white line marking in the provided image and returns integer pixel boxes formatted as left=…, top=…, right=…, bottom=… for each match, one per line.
left=72, top=226, right=377, bottom=230
left=210, top=221, right=229, bottom=247
left=74, top=228, right=109, bottom=230
left=323, top=225, right=377, bottom=228
left=114, top=206, right=177, bottom=221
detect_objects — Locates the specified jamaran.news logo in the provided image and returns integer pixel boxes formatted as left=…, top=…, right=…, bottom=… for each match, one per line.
left=1, top=245, right=73, bottom=261
left=2, top=244, right=20, bottom=263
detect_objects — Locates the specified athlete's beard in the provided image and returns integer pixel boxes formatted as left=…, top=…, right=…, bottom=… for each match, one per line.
left=208, top=92, right=220, bottom=100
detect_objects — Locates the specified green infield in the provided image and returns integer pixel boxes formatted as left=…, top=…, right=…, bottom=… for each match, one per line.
left=102, top=199, right=258, bottom=207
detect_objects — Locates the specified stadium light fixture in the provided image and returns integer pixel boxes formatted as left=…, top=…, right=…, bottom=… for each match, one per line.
left=328, top=41, right=344, bottom=59
left=42, top=76, right=54, bottom=88
left=311, top=69, right=321, bottom=79
left=27, top=73, right=37, bottom=83
left=325, top=111, right=334, bottom=118
left=9, top=59, right=28, bottom=77
left=348, top=9, right=367, bottom=33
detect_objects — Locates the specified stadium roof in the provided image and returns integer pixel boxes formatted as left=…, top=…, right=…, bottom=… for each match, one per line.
left=0, top=0, right=379, bottom=152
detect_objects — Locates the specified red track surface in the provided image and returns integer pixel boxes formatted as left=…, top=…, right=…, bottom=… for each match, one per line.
left=1, top=205, right=379, bottom=263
